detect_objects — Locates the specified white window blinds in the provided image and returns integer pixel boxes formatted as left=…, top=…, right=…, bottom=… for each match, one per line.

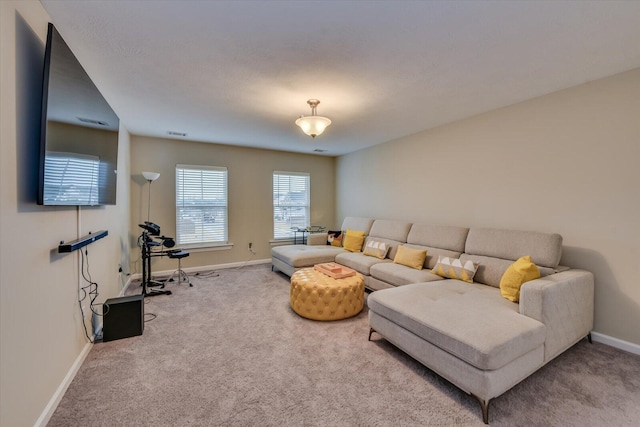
left=43, top=152, right=99, bottom=205
left=176, top=165, right=228, bottom=245
left=273, top=171, right=310, bottom=239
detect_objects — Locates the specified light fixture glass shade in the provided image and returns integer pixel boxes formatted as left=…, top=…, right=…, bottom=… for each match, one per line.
left=295, top=115, right=332, bottom=138
left=142, top=171, right=160, bottom=181
left=295, top=99, right=331, bottom=138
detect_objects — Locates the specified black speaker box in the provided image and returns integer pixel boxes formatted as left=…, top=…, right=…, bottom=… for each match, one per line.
left=102, top=294, right=144, bottom=342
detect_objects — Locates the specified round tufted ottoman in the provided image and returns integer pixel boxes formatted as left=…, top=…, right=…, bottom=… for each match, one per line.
left=290, top=267, right=365, bottom=321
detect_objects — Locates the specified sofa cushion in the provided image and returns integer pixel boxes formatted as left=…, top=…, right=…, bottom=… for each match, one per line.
left=271, top=245, right=345, bottom=268
left=306, top=232, right=329, bottom=246
left=460, top=254, right=511, bottom=287
left=369, top=219, right=412, bottom=242
left=367, top=281, right=546, bottom=370
left=403, top=243, right=462, bottom=269
left=335, top=252, right=390, bottom=275
left=340, top=217, right=375, bottom=235
left=465, top=228, right=562, bottom=268
left=462, top=254, right=562, bottom=288
left=407, top=224, right=469, bottom=253
left=370, top=262, right=443, bottom=287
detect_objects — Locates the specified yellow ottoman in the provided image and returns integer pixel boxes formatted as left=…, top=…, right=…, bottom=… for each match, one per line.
left=290, top=267, right=365, bottom=321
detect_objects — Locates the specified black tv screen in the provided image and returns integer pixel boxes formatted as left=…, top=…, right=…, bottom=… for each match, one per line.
left=38, top=23, right=119, bottom=206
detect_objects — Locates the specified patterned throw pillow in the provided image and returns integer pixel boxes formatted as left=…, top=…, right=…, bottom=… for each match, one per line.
left=432, top=256, right=478, bottom=283
left=327, top=230, right=343, bottom=247
left=363, top=239, right=390, bottom=259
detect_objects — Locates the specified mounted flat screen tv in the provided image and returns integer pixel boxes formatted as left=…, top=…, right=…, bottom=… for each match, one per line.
left=38, top=23, right=119, bottom=206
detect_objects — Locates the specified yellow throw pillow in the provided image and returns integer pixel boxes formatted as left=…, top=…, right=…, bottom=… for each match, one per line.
left=500, top=256, right=541, bottom=303
left=343, top=229, right=365, bottom=253
left=393, top=245, right=427, bottom=270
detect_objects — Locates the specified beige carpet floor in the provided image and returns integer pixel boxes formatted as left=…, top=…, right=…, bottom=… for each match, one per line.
left=48, top=264, right=640, bottom=426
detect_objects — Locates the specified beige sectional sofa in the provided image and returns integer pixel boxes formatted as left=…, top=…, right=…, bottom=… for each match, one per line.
left=271, top=217, right=594, bottom=423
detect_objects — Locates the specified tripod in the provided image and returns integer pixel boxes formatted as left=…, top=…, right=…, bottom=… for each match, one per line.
left=140, top=230, right=172, bottom=297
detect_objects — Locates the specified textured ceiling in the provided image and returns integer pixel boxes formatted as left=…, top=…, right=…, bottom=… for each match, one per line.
left=40, top=1, right=640, bottom=156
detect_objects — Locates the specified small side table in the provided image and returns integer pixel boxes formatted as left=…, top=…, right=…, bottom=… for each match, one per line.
left=292, top=229, right=308, bottom=245
left=291, top=226, right=326, bottom=244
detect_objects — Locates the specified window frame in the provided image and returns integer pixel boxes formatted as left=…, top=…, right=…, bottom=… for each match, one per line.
left=272, top=171, right=310, bottom=240
left=175, top=164, right=229, bottom=249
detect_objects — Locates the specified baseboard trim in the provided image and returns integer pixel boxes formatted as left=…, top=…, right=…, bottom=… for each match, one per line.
left=34, top=341, right=93, bottom=427
left=591, top=332, right=640, bottom=356
left=124, top=258, right=272, bottom=288
left=180, top=258, right=271, bottom=274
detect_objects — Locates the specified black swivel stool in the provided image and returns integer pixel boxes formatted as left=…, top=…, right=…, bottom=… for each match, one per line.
left=167, top=250, right=192, bottom=287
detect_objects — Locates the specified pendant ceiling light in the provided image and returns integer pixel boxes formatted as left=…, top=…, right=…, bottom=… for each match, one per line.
left=295, top=99, right=331, bottom=138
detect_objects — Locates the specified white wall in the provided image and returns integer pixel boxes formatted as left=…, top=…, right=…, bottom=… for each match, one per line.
left=0, top=2, right=131, bottom=425
left=337, top=68, right=640, bottom=346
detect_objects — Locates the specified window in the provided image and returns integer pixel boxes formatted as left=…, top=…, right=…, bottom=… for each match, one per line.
left=176, top=165, right=228, bottom=246
left=273, top=171, right=310, bottom=239
left=43, top=152, right=100, bottom=205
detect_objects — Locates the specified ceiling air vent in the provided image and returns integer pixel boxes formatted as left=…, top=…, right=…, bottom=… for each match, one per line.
left=167, top=131, right=187, bottom=137
left=313, top=149, right=328, bottom=153
left=77, top=117, right=109, bottom=126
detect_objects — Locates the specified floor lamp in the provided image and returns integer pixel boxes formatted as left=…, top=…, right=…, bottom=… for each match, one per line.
left=142, top=171, right=160, bottom=222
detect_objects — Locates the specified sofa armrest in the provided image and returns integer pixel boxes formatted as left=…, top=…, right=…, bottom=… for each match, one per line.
left=519, top=269, right=594, bottom=362
left=306, top=233, right=328, bottom=246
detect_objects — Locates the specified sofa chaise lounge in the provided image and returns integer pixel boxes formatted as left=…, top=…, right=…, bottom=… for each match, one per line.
left=271, top=217, right=594, bottom=423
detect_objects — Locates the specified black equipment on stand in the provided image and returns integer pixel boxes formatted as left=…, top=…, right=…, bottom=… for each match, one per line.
left=138, top=222, right=176, bottom=297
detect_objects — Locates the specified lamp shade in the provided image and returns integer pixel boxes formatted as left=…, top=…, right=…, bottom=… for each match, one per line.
left=142, top=171, right=160, bottom=181
left=295, top=115, right=332, bottom=138
left=295, top=99, right=331, bottom=138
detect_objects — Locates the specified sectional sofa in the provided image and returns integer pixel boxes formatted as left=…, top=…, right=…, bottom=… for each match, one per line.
left=271, top=217, right=594, bottom=423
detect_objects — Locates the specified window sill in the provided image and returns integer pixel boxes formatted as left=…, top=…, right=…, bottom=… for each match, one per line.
left=178, top=242, right=234, bottom=252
